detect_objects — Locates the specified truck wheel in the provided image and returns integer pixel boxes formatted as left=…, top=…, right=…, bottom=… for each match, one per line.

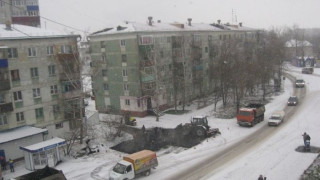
left=144, top=170, right=151, bottom=176
left=195, top=127, right=205, bottom=137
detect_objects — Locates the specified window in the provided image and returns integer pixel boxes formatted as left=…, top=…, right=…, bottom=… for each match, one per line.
left=101, top=55, right=106, bottom=62
left=121, top=54, right=127, bottom=63
left=11, top=70, right=20, bottom=81
left=102, top=70, right=107, bottom=77
left=53, top=104, right=60, bottom=115
left=33, top=88, right=41, bottom=98
left=122, top=69, right=127, bottom=77
left=125, top=99, right=130, bottom=105
left=50, top=85, right=58, bottom=94
left=139, top=36, right=153, bottom=45
left=48, top=65, right=56, bottom=76
left=28, top=47, right=37, bottom=57
left=16, top=112, right=24, bottom=122
left=160, top=51, right=164, bottom=58
left=35, top=108, right=44, bottom=119
left=0, top=93, right=4, bottom=103
left=8, top=48, right=18, bottom=58
left=61, top=45, right=72, bottom=54
left=120, top=40, right=126, bottom=46
left=47, top=46, right=54, bottom=55
left=30, top=67, right=39, bottom=78
left=205, top=47, right=208, bottom=53
left=55, top=122, right=63, bottom=129
left=167, top=37, right=171, bottom=43
left=123, top=84, right=128, bottom=91
left=28, top=11, right=38, bottom=16
left=13, top=91, right=22, bottom=101
left=103, top=83, right=109, bottom=90
left=208, top=35, right=212, bottom=40
left=0, top=114, right=8, bottom=126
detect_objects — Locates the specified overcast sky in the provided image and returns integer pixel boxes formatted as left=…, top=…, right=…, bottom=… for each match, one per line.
left=39, top=0, right=320, bottom=33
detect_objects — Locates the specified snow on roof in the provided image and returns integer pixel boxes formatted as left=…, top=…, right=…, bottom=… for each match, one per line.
left=0, top=24, right=79, bottom=40
left=0, top=126, right=48, bottom=144
left=285, top=39, right=313, bottom=47
left=20, top=137, right=66, bottom=153
left=91, top=21, right=257, bottom=36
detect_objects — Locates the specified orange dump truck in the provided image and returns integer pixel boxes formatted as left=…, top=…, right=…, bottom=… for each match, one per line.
left=237, top=103, right=265, bottom=127
left=109, top=150, right=158, bottom=180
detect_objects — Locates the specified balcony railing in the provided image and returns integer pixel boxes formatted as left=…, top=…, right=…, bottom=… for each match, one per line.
left=0, top=102, right=14, bottom=113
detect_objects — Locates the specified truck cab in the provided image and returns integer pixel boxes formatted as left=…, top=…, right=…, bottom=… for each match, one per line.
left=110, top=160, right=134, bottom=180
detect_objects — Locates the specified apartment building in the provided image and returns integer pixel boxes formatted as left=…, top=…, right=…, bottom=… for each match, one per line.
left=0, top=23, right=82, bottom=138
left=89, top=17, right=259, bottom=117
left=0, top=0, right=40, bottom=27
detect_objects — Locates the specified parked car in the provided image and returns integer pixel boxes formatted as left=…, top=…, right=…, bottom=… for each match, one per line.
left=295, top=79, right=305, bottom=88
left=302, top=67, right=313, bottom=74
left=268, top=110, right=285, bottom=126
left=287, top=96, right=298, bottom=106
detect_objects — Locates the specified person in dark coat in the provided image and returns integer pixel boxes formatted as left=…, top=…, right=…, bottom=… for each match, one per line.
left=258, top=175, right=264, bottom=180
left=303, top=132, right=311, bottom=146
left=9, top=159, right=14, bottom=172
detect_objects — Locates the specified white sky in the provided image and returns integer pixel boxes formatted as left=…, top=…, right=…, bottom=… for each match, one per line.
left=39, top=0, right=320, bottom=33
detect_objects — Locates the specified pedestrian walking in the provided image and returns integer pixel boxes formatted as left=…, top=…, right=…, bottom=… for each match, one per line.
left=9, top=159, right=14, bottom=172
left=258, top=175, right=263, bottom=180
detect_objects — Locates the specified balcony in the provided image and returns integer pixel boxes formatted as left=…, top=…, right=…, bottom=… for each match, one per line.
left=140, top=60, right=155, bottom=67
left=0, top=102, right=14, bottom=113
left=63, top=90, right=82, bottom=99
left=0, top=80, right=10, bottom=91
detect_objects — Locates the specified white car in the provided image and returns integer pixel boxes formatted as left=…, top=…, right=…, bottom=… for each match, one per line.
left=268, top=110, right=285, bottom=126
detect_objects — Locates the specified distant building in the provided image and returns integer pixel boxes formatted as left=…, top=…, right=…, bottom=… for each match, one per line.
left=89, top=17, right=259, bottom=116
left=285, top=39, right=314, bottom=60
left=0, top=23, right=82, bottom=138
left=0, top=0, right=41, bottom=27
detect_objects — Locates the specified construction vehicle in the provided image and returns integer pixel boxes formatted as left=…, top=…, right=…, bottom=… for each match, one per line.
left=109, top=150, right=158, bottom=180
left=237, top=103, right=265, bottom=127
left=177, top=116, right=220, bottom=137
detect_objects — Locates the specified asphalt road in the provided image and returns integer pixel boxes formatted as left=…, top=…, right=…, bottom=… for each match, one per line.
left=169, top=72, right=306, bottom=180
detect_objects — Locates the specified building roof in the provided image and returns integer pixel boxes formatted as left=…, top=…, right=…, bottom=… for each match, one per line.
left=91, top=21, right=257, bottom=36
left=285, top=39, right=313, bottom=47
left=0, top=24, right=80, bottom=40
left=0, top=126, right=48, bottom=144
left=20, top=137, right=66, bottom=153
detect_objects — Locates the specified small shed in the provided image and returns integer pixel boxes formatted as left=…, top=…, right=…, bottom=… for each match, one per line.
left=20, top=138, right=66, bottom=171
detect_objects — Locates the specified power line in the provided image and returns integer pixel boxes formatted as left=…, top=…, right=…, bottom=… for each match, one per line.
left=0, top=0, right=87, bottom=33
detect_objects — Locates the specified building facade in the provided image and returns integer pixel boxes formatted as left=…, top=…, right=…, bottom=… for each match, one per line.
left=0, top=0, right=40, bottom=27
left=0, top=24, right=82, bottom=138
left=89, top=18, right=259, bottom=117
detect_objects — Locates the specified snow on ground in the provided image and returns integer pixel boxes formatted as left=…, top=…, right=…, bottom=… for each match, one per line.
left=2, top=65, right=318, bottom=180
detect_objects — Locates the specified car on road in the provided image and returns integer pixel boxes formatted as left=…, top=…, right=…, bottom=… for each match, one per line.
left=268, top=110, right=285, bottom=126
left=295, top=79, right=305, bottom=88
left=302, top=67, right=313, bottom=74
left=287, top=96, right=298, bottom=106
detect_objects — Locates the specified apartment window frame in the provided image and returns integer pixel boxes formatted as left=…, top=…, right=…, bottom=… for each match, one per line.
left=35, top=107, right=44, bottom=119
left=103, top=83, right=109, bottom=91
left=47, top=46, right=54, bottom=55
left=50, top=85, right=58, bottom=94
left=32, top=88, right=41, bottom=98
left=48, top=65, right=56, bottom=76
left=8, top=48, right=18, bottom=58
left=120, top=40, right=126, bottom=47
left=125, top=99, right=130, bottom=105
left=53, top=104, right=60, bottom=115
left=16, top=112, right=25, bottom=122
left=123, top=84, right=128, bottom=91
left=102, top=69, right=107, bottom=77
left=61, top=45, right=72, bottom=54
left=121, top=54, right=127, bottom=63
left=122, top=69, right=127, bottom=77
left=28, top=47, right=37, bottom=57
left=0, top=93, right=4, bottom=104
left=0, top=114, right=8, bottom=126
left=139, top=36, right=154, bottom=45
left=55, top=122, right=63, bottom=129
left=30, top=67, right=39, bottom=78
left=11, top=69, right=20, bottom=81
left=13, top=91, right=23, bottom=101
